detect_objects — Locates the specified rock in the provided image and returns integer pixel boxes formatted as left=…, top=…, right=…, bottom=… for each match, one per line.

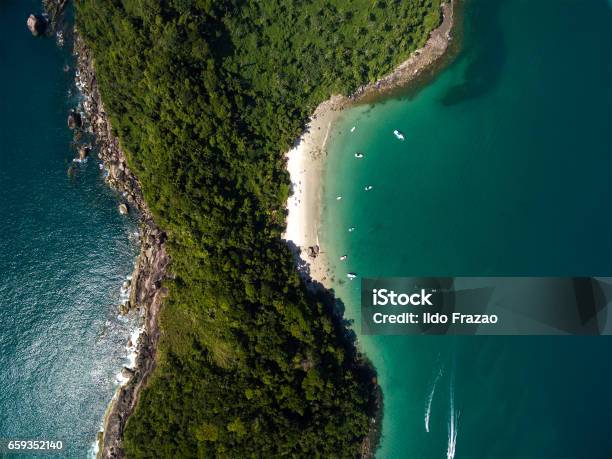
left=119, top=303, right=129, bottom=315
left=307, top=245, right=320, bottom=258
left=26, top=14, right=47, bottom=36
left=67, top=110, right=82, bottom=130
left=121, top=366, right=135, bottom=379
left=78, top=146, right=89, bottom=160
left=119, top=203, right=128, bottom=215
left=127, top=337, right=133, bottom=348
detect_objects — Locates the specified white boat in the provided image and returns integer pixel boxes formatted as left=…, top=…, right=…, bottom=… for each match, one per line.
left=364, top=185, right=373, bottom=191
left=347, top=273, right=357, bottom=280
left=336, top=196, right=342, bottom=200
left=340, top=255, right=347, bottom=261
left=350, top=126, right=356, bottom=133
left=348, top=227, right=356, bottom=232
left=354, top=152, right=364, bottom=158
left=393, top=129, right=405, bottom=140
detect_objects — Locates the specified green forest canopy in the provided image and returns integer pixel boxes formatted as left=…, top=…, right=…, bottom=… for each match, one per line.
left=76, top=0, right=442, bottom=457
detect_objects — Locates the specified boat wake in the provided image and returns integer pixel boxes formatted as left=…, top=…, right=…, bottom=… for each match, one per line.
left=446, top=359, right=459, bottom=459
left=424, top=365, right=444, bottom=433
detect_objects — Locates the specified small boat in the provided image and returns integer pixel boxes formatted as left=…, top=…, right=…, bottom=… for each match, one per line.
left=336, top=196, right=343, bottom=201
left=348, top=227, right=356, bottom=232
left=364, top=185, right=373, bottom=191
left=350, top=126, right=356, bottom=133
left=340, top=255, right=347, bottom=261
left=354, top=152, right=364, bottom=158
left=393, top=129, right=405, bottom=141
left=347, top=273, right=357, bottom=280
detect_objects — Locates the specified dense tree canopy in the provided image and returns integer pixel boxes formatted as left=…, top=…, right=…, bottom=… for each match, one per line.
left=76, top=0, right=441, bottom=457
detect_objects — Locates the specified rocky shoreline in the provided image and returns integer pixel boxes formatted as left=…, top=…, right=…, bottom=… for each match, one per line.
left=352, top=0, right=455, bottom=103
left=73, top=33, right=169, bottom=459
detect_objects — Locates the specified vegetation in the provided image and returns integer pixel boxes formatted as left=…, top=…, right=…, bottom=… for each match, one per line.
left=76, top=0, right=441, bottom=457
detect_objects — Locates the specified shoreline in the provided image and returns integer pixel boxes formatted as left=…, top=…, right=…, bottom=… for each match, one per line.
left=76, top=0, right=455, bottom=456
left=73, top=33, right=169, bottom=459
left=283, top=0, right=456, bottom=290
left=283, top=2, right=456, bottom=453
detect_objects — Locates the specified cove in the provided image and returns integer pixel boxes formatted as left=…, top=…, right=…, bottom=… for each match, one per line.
left=321, top=0, right=611, bottom=457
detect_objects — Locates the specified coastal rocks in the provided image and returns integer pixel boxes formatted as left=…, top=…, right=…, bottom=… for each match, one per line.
left=41, top=0, right=69, bottom=36
left=121, top=366, right=135, bottom=380
left=307, top=245, right=319, bottom=259
left=349, top=0, right=454, bottom=102
left=26, top=14, right=47, bottom=36
left=78, top=145, right=90, bottom=160
left=67, top=110, right=82, bottom=130
left=119, top=301, right=130, bottom=315
left=74, top=33, right=170, bottom=458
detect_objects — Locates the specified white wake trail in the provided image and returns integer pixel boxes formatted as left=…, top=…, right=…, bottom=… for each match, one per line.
left=446, top=360, right=458, bottom=459
left=424, top=367, right=443, bottom=433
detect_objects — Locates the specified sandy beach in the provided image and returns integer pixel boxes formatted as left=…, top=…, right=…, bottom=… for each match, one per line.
left=283, top=1, right=455, bottom=287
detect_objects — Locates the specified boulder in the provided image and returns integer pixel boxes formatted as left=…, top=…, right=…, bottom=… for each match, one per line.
left=78, top=146, right=89, bottom=160
left=67, top=111, right=82, bottom=130
left=26, top=14, right=47, bottom=36
left=121, top=366, right=135, bottom=379
left=307, top=245, right=320, bottom=258
left=118, top=203, right=129, bottom=215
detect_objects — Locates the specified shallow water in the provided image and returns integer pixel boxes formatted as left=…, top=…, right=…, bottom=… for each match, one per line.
left=322, top=0, right=612, bottom=457
left=0, top=2, right=139, bottom=456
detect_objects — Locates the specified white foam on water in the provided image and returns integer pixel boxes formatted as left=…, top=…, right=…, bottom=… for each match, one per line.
left=446, top=359, right=458, bottom=459
left=125, top=326, right=143, bottom=369
left=87, top=440, right=99, bottom=459
left=424, top=366, right=443, bottom=433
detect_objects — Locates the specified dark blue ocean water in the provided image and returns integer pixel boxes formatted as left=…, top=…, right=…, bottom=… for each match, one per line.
left=0, top=2, right=139, bottom=456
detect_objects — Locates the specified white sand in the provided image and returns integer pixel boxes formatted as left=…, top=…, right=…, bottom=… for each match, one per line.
left=283, top=1, right=455, bottom=286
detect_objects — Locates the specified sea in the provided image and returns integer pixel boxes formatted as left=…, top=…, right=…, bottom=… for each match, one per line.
left=0, top=1, right=140, bottom=457
left=321, top=0, right=612, bottom=458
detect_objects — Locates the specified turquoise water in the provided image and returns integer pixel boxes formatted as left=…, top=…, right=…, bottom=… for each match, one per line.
left=0, top=2, right=139, bottom=456
left=322, top=0, right=611, bottom=458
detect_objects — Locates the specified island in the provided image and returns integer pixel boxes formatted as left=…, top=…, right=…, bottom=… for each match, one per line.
left=74, top=0, right=452, bottom=457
